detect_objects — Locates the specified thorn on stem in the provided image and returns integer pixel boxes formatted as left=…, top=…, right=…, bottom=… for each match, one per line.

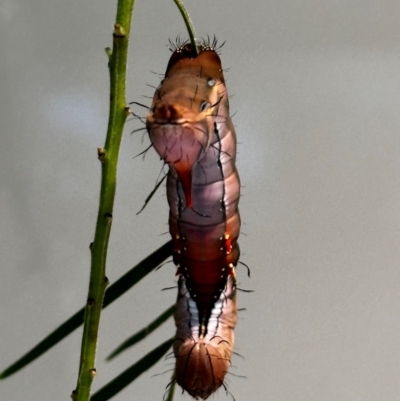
left=124, top=105, right=131, bottom=115
left=105, top=276, right=110, bottom=286
left=89, top=368, right=97, bottom=377
left=104, top=213, right=113, bottom=223
left=97, top=147, right=106, bottom=162
left=70, top=390, right=77, bottom=400
left=87, top=297, right=95, bottom=306
left=89, top=242, right=93, bottom=250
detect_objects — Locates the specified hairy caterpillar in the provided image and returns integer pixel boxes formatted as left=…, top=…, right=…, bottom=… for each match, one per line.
left=146, top=39, right=240, bottom=399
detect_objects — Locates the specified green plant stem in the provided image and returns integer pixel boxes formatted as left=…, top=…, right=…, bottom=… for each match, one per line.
left=72, top=1, right=135, bottom=400
left=172, top=0, right=198, bottom=55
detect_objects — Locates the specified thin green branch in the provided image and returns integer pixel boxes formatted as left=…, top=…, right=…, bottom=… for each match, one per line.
left=72, top=1, right=136, bottom=400
left=172, top=0, right=198, bottom=55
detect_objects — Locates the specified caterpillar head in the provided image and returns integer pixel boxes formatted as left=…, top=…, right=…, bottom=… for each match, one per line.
left=146, top=42, right=228, bottom=208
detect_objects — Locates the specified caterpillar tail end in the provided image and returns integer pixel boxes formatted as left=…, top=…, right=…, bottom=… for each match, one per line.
left=175, top=341, right=228, bottom=400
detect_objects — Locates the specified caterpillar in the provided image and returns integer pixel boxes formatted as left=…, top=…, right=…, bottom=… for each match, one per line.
left=146, top=38, right=240, bottom=399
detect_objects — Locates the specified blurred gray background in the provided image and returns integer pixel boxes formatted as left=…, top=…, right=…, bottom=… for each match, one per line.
left=1, top=1, right=400, bottom=400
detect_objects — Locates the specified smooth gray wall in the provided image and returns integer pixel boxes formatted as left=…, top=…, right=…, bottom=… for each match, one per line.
left=1, top=1, right=400, bottom=400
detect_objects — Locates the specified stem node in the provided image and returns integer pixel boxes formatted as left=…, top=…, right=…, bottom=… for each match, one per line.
left=97, top=148, right=106, bottom=162
left=113, top=23, right=126, bottom=37
left=87, top=297, right=95, bottom=306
